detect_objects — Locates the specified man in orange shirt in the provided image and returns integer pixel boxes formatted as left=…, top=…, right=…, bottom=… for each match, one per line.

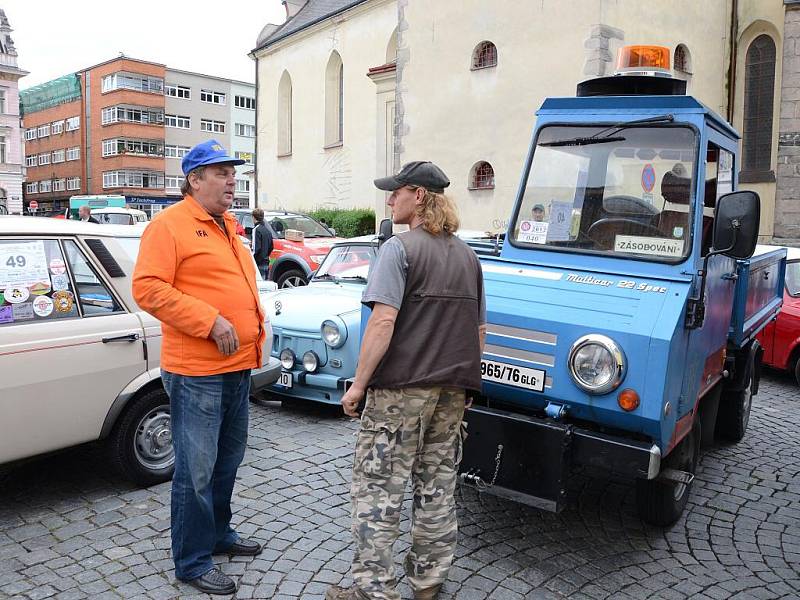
left=133, top=140, right=264, bottom=595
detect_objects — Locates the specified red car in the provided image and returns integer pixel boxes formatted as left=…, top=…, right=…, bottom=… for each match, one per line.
left=757, top=245, right=800, bottom=384
left=229, top=209, right=344, bottom=288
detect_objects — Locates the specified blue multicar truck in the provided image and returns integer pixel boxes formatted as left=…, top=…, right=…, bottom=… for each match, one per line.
left=458, top=46, right=786, bottom=526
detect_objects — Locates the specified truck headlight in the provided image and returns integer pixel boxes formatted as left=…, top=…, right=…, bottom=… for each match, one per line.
left=303, top=351, right=319, bottom=373
left=322, top=319, right=347, bottom=348
left=568, top=334, right=625, bottom=394
left=280, top=348, right=296, bottom=370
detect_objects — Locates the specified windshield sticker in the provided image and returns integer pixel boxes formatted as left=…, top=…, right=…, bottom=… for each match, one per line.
left=0, top=305, right=12, bottom=324
left=0, top=241, right=50, bottom=289
left=641, top=164, right=656, bottom=192
left=49, top=258, right=66, bottom=275
left=51, top=274, right=69, bottom=292
left=32, top=295, right=54, bottom=317
left=30, top=281, right=51, bottom=295
left=53, top=290, right=74, bottom=313
left=4, top=286, right=30, bottom=304
left=614, top=235, right=684, bottom=258
left=519, top=220, right=549, bottom=244
left=13, top=302, right=34, bottom=321
left=546, top=202, right=572, bottom=241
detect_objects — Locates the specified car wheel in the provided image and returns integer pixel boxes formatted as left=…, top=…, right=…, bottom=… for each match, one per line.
left=108, top=388, right=174, bottom=486
left=277, top=269, right=308, bottom=288
left=717, top=364, right=755, bottom=443
left=794, top=352, right=800, bottom=387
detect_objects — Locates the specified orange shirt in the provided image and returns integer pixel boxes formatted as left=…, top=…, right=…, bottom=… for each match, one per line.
left=132, top=195, right=265, bottom=376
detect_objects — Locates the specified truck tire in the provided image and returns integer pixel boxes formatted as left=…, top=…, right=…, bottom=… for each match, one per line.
left=793, top=352, right=800, bottom=387
left=277, top=268, right=307, bottom=288
left=636, top=420, right=700, bottom=527
left=716, top=369, right=754, bottom=442
left=107, top=388, right=174, bottom=486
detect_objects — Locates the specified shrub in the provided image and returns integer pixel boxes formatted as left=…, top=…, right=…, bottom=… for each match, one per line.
left=306, top=208, right=376, bottom=238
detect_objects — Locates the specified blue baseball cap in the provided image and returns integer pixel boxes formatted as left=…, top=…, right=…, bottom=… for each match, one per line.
left=181, top=139, right=245, bottom=176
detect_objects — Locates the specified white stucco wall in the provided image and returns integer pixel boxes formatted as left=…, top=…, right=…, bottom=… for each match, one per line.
left=254, top=0, right=397, bottom=213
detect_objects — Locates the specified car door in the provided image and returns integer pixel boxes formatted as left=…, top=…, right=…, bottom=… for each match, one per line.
left=0, top=236, right=146, bottom=464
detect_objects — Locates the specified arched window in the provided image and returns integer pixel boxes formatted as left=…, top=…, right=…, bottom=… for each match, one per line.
left=674, top=44, right=691, bottom=75
left=472, top=41, right=497, bottom=70
left=277, top=71, right=292, bottom=155
left=470, top=161, right=495, bottom=189
left=742, top=34, right=776, bottom=177
left=386, top=28, right=398, bottom=64
left=325, top=51, right=343, bottom=146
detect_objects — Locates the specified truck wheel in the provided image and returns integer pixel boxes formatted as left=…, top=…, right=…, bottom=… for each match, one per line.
left=716, top=370, right=754, bottom=442
left=636, top=420, right=700, bottom=527
left=107, top=388, right=174, bottom=486
left=794, top=353, right=800, bottom=387
left=277, top=269, right=307, bottom=288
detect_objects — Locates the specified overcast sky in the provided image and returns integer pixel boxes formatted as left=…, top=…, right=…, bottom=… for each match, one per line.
left=4, top=0, right=287, bottom=88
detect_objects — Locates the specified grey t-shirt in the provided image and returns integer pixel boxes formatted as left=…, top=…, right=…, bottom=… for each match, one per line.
left=362, top=236, right=487, bottom=324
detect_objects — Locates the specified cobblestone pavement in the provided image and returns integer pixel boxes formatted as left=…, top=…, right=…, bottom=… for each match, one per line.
left=1, top=372, right=798, bottom=600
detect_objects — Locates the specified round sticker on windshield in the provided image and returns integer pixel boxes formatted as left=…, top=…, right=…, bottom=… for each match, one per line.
left=4, top=286, right=30, bottom=304
left=53, top=290, right=74, bottom=313
left=51, top=274, right=69, bottom=292
left=32, top=295, right=54, bottom=317
left=673, top=226, right=684, bottom=238
left=49, top=258, right=66, bottom=275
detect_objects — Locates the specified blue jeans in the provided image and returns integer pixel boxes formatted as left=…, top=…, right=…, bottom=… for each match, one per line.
left=162, top=369, right=251, bottom=581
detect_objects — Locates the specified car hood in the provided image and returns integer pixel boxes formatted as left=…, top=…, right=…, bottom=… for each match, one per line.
left=264, top=281, right=363, bottom=329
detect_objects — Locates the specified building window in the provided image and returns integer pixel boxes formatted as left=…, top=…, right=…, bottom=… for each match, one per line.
left=235, top=151, right=254, bottom=164
left=39, top=180, right=52, bottom=193
left=38, top=153, right=50, bottom=166
left=24, top=128, right=36, bottom=141
left=165, top=84, right=191, bottom=99
left=742, top=34, right=776, bottom=179
left=200, top=119, right=226, bottom=133
left=102, top=169, right=164, bottom=189
left=26, top=182, right=38, bottom=194
left=66, top=146, right=80, bottom=161
left=53, top=178, right=66, bottom=192
left=235, top=123, right=256, bottom=138
left=66, top=177, right=81, bottom=191
left=165, top=145, right=191, bottom=158
left=37, top=124, right=50, bottom=138
left=102, top=138, right=163, bottom=158
left=470, top=161, right=495, bottom=189
left=165, top=175, right=185, bottom=190
left=234, top=95, right=255, bottom=110
left=0, top=90, right=5, bottom=114
left=235, top=179, right=250, bottom=193
left=25, top=155, right=36, bottom=167
left=278, top=70, right=292, bottom=155
left=325, top=51, right=344, bottom=146
left=674, top=44, right=691, bottom=75
left=200, top=89, right=226, bottom=104
left=102, top=72, right=164, bottom=94
left=51, top=120, right=64, bottom=135
left=66, top=116, right=80, bottom=131
left=472, top=41, right=498, bottom=70
left=0, top=136, right=5, bottom=163
left=52, top=149, right=65, bottom=163
left=165, top=114, right=191, bottom=129
left=102, top=105, right=164, bottom=126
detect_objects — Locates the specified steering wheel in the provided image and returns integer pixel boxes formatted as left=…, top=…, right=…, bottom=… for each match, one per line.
left=586, top=218, right=665, bottom=250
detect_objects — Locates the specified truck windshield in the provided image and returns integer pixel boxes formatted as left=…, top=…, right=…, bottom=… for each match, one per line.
left=512, top=125, right=697, bottom=262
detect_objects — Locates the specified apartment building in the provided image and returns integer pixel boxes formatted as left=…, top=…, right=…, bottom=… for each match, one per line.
left=0, top=9, right=27, bottom=215
left=21, top=57, right=256, bottom=217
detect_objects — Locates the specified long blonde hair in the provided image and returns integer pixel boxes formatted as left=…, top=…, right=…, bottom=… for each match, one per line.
left=415, top=189, right=460, bottom=235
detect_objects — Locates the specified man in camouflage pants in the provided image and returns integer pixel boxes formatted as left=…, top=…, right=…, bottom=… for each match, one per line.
left=326, top=161, right=486, bottom=600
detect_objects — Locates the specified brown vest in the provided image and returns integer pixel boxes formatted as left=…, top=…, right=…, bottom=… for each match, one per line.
left=370, top=226, right=483, bottom=391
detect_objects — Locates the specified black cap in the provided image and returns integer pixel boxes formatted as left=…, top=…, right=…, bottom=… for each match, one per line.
left=374, top=161, right=450, bottom=194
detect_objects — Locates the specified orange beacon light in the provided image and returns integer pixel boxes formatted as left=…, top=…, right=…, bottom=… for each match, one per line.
left=616, top=45, right=671, bottom=75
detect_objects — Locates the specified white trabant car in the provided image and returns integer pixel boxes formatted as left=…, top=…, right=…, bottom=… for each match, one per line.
left=0, top=217, right=281, bottom=485
left=90, top=207, right=149, bottom=225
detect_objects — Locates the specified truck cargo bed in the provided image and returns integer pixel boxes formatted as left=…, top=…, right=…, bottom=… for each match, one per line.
left=729, top=247, right=786, bottom=347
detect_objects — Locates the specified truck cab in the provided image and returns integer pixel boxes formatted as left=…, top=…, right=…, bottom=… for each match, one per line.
left=460, top=46, right=786, bottom=525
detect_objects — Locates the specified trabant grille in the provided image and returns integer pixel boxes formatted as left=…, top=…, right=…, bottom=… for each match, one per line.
left=272, top=330, right=329, bottom=364
left=484, top=323, right=556, bottom=388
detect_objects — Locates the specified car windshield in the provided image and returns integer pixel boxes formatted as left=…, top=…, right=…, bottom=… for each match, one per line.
left=787, top=261, right=800, bottom=297
left=95, top=213, right=133, bottom=225
left=314, top=244, right=376, bottom=281
left=511, top=125, right=698, bottom=262
left=268, top=215, right=332, bottom=238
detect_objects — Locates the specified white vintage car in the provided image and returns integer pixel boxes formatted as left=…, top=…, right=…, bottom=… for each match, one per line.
left=0, top=216, right=280, bottom=485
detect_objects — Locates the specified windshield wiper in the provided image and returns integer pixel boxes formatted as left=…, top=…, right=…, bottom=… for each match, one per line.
left=338, top=276, right=367, bottom=283
left=540, top=114, right=674, bottom=147
left=313, top=273, right=336, bottom=281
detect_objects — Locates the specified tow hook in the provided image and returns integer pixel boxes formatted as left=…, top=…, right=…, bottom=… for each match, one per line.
left=656, top=468, right=694, bottom=486
left=545, top=402, right=567, bottom=420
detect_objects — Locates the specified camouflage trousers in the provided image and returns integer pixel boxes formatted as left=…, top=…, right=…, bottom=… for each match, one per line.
left=350, top=386, right=467, bottom=600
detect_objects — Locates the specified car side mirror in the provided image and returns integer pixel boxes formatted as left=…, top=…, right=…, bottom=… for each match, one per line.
left=712, top=190, right=760, bottom=260
left=245, top=226, right=253, bottom=235
left=378, top=218, right=393, bottom=248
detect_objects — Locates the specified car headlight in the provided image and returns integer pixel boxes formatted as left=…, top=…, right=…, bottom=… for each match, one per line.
left=280, top=348, right=296, bottom=370
left=568, top=334, right=625, bottom=394
left=303, top=351, right=319, bottom=373
left=310, top=254, right=327, bottom=265
left=322, top=319, right=347, bottom=348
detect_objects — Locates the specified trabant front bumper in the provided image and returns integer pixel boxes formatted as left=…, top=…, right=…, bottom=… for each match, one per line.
left=270, top=369, right=351, bottom=405
left=460, top=405, right=660, bottom=512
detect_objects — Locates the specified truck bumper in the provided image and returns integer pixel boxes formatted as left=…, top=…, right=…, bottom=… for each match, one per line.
left=460, top=406, right=661, bottom=512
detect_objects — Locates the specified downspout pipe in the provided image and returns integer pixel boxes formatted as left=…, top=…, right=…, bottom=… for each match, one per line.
left=727, top=0, right=739, bottom=123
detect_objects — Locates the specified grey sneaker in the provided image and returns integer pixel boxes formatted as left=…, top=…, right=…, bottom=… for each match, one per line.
left=325, top=585, right=370, bottom=600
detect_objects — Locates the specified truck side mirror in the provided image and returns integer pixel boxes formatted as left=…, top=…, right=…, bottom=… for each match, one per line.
left=377, top=218, right=394, bottom=248
left=712, top=190, right=760, bottom=260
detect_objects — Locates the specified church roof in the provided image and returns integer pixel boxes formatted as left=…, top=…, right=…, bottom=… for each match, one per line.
left=255, top=0, right=369, bottom=51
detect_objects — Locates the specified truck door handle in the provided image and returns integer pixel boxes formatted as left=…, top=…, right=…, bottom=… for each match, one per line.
left=102, top=333, right=140, bottom=343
